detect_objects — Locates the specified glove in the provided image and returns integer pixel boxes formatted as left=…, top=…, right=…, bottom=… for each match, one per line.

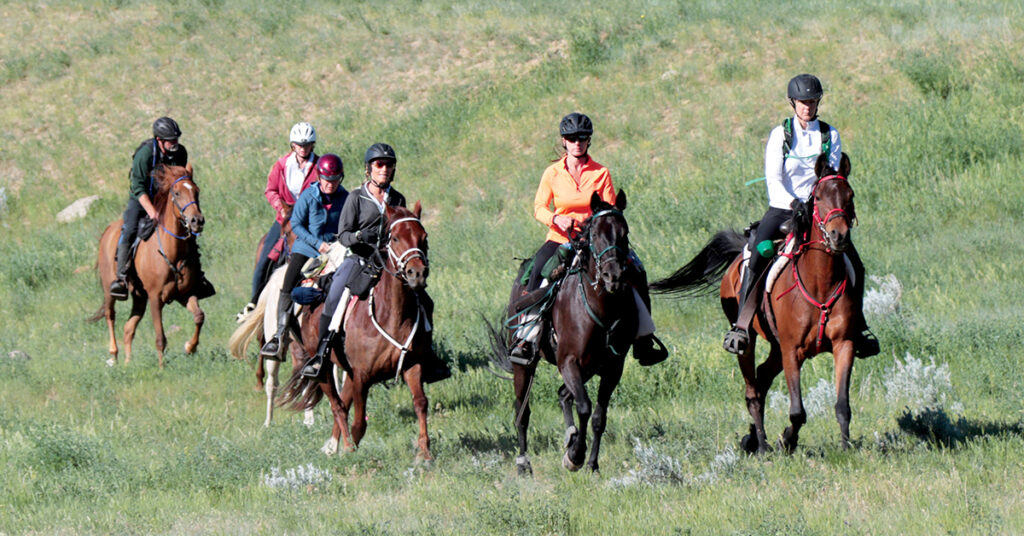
left=356, top=227, right=379, bottom=246
left=349, top=242, right=375, bottom=258
left=790, top=198, right=809, bottom=222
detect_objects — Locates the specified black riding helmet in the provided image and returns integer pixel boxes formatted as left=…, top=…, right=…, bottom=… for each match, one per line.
left=559, top=112, right=593, bottom=137
left=787, top=74, right=823, bottom=101
left=152, top=117, right=182, bottom=140
left=364, top=143, right=397, bottom=164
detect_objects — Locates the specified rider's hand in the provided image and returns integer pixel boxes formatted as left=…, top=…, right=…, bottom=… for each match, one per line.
left=146, top=209, right=159, bottom=220
left=553, top=215, right=574, bottom=234
left=349, top=242, right=375, bottom=257
left=318, top=242, right=332, bottom=254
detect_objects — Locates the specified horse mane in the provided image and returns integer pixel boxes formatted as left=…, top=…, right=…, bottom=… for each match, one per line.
left=573, top=199, right=623, bottom=257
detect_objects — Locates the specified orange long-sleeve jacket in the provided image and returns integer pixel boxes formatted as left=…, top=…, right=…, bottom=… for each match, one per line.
left=533, top=155, right=616, bottom=244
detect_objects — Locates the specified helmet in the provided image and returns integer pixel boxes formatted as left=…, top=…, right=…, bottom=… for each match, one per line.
left=152, top=117, right=181, bottom=140
left=787, top=74, right=823, bottom=100
left=317, top=153, right=344, bottom=182
left=559, top=112, right=593, bottom=137
left=289, top=122, right=317, bottom=144
left=364, top=143, right=397, bottom=164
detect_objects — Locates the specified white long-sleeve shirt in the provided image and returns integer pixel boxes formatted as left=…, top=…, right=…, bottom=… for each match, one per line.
left=764, top=116, right=841, bottom=209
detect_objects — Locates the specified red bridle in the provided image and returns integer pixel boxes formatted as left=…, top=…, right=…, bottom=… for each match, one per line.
left=811, top=174, right=851, bottom=230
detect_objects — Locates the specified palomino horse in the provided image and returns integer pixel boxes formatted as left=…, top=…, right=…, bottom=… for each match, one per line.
left=93, top=164, right=205, bottom=368
left=491, top=191, right=637, bottom=475
left=279, top=203, right=436, bottom=461
left=653, top=153, right=861, bottom=454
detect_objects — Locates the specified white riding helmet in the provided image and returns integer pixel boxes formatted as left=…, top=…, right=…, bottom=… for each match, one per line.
left=289, top=122, right=317, bottom=144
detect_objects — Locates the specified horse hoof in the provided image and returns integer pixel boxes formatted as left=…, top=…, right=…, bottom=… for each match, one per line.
left=303, top=410, right=315, bottom=427
left=562, top=451, right=583, bottom=472
left=515, top=455, right=533, bottom=477
left=184, top=342, right=196, bottom=354
left=321, top=438, right=339, bottom=456
left=740, top=434, right=759, bottom=454
left=105, top=358, right=117, bottom=367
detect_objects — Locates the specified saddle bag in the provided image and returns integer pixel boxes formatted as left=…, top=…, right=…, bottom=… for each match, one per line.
left=138, top=216, right=156, bottom=241
left=347, top=257, right=382, bottom=299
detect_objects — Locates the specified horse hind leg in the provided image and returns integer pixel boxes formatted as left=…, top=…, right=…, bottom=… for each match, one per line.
left=263, top=358, right=280, bottom=427
left=738, top=341, right=771, bottom=455
left=183, top=296, right=204, bottom=354
left=122, top=295, right=148, bottom=365
left=104, top=295, right=119, bottom=366
left=513, top=367, right=535, bottom=476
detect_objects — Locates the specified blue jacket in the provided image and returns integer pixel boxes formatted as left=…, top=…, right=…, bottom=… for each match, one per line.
left=290, top=184, right=348, bottom=259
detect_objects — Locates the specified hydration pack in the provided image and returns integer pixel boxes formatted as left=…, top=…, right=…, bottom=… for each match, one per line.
left=782, top=118, right=831, bottom=159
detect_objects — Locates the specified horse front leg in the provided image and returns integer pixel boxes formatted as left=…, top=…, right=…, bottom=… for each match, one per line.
left=149, top=296, right=167, bottom=369
left=319, top=365, right=346, bottom=455
left=586, top=361, right=624, bottom=474
left=780, top=349, right=807, bottom=453
left=737, top=339, right=770, bottom=455
left=559, top=359, right=590, bottom=472
left=833, top=339, right=855, bottom=448
left=349, top=381, right=371, bottom=447
left=122, top=295, right=147, bottom=365
left=263, top=358, right=280, bottom=427
left=404, top=366, right=432, bottom=464
left=513, top=365, right=535, bottom=476
left=183, top=295, right=204, bottom=354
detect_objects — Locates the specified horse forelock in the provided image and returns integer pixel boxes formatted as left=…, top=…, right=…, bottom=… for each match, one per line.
left=150, top=164, right=192, bottom=215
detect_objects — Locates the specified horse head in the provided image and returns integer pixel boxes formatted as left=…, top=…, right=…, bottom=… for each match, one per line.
left=579, top=190, right=630, bottom=295
left=384, top=201, right=429, bottom=291
left=154, top=163, right=204, bottom=235
left=811, top=152, right=855, bottom=254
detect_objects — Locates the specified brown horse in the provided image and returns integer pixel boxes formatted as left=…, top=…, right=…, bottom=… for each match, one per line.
left=249, top=214, right=296, bottom=392
left=279, top=203, right=436, bottom=461
left=652, top=153, right=860, bottom=454
left=490, top=191, right=637, bottom=475
left=93, top=164, right=205, bottom=368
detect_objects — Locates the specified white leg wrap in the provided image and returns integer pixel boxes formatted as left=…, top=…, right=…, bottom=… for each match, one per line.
left=328, top=288, right=351, bottom=333
left=321, top=437, right=339, bottom=456
left=634, top=288, right=655, bottom=337
left=514, top=312, right=542, bottom=343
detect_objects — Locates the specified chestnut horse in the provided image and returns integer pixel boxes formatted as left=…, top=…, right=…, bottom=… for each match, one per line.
left=652, top=153, right=860, bottom=454
left=93, top=164, right=205, bottom=368
left=490, top=191, right=636, bottom=475
left=279, top=203, right=437, bottom=461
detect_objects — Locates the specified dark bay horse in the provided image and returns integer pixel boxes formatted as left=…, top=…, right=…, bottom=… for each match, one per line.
left=653, top=153, right=861, bottom=454
left=93, top=164, right=205, bottom=368
left=279, top=203, right=437, bottom=461
left=491, top=191, right=637, bottom=475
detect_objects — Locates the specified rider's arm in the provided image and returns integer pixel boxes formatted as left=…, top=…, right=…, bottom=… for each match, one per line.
left=764, top=125, right=795, bottom=208
left=532, top=169, right=557, bottom=227
left=594, top=167, right=616, bottom=205
left=289, top=191, right=320, bottom=252
left=264, top=157, right=287, bottom=214
left=138, top=194, right=158, bottom=220
left=336, top=192, right=362, bottom=247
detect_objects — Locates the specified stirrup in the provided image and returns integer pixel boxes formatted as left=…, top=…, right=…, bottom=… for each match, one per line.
left=301, top=354, right=323, bottom=378
left=633, top=334, right=669, bottom=366
left=260, top=336, right=283, bottom=359
left=854, top=328, right=880, bottom=359
left=109, top=280, right=129, bottom=301
left=508, top=340, right=538, bottom=366
left=723, top=327, right=749, bottom=355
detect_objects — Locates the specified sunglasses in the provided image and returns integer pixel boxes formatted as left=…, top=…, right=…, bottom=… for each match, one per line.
left=565, top=135, right=590, bottom=143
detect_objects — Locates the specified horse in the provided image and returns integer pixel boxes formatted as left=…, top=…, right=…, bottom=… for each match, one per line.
left=92, top=163, right=206, bottom=369
left=278, top=202, right=437, bottom=461
left=239, top=204, right=294, bottom=323
left=243, top=214, right=297, bottom=392
left=489, top=191, right=637, bottom=475
left=652, top=153, right=860, bottom=454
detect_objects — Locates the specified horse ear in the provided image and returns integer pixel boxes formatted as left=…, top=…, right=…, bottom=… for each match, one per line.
left=615, top=189, right=627, bottom=211
left=589, top=192, right=603, bottom=212
left=839, top=152, right=851, bottom=177
left=814, top=153, right=830, bottom=178
left=412, top=200, right=422, bottom=219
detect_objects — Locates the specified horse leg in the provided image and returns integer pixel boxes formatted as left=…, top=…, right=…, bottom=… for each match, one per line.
left=149, top=296, right=167, bottom=369
left=405, top=368, right=432, bottom=463
left=183, top=295, right=204, bottom=354
left=833, top=340, right=855, bottom=448
left=254, top=342, right=266, bottom=391
left=559, top=360, right=590, bottom=471
left=122, top=295, right=147, bottom=365
left=780, top=350, right=807, bottom=453
left=104, top=294, right=119, bottom=366
left=334, top=368, right=356, bottom=452
left=737, top=340, right=770, bottom=455
left=263, top=358, right=280, bottom=427
left=320, top=367, right=345, bottom=455
left=349, top=381, right=371, bottom=447
left=513, top=366, right=534, bottom=476
left=586, top=362, right=624, bottom=474
left=745, top=343, right=783, bottom=454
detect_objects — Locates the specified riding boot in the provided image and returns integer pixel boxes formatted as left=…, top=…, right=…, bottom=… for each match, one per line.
left=723, top=259, right=759, bottom=355
left=509, top=305, right=543, bottom=366
left=260, top=295, right=292, bottom=359
left=629, top=268, right=669, bottom=366
left=304, top=327, right=345, bottom=378
left=109, top=238, right=132, bottom=300
left=191, top=246, right=216, bottom=299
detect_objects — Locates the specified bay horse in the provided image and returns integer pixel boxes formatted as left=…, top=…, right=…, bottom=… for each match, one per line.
left=93, top=163, right=205, bottom=369
left=278, top=203, right=437, bottom=461
left=652, top=153, right=860, bottom=454
left=490, top=191, right=636, bottom=475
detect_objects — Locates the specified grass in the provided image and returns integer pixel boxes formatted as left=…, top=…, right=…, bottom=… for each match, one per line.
left=2, top=0, right=1024, bottom=533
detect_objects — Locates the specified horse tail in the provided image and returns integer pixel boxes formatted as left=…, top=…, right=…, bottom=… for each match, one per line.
left=482, top=314, right=514, bottom=380
left=277, top=364, right=325, bottom=412
left=651, top=229, right=746, bottom=296
left=228, top=298, right=266, bottom=360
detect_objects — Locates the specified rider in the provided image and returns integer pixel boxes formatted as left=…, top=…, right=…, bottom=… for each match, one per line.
left=238, top=122, right=320, bottom=321
left=508, top=112, right=668, bottom=367
left=722, top=74, right=879, bottom=358
left=259, top=153, right=347, bottom=357
left=110, top=117, right=215, bottom=300
left=301, top=143, right=450, bottom=383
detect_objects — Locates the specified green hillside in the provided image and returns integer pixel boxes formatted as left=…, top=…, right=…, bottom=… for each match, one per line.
left=2, top=0, right=1023, bottom=533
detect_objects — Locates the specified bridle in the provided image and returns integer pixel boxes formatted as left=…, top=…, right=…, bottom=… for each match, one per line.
left=809, top=174, right=851, bottom=253
left=385, top=216, right=428, bottom=283
left=580, top=208, right=628, bottom=289
left=161, top=175, right=201, bottom=240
